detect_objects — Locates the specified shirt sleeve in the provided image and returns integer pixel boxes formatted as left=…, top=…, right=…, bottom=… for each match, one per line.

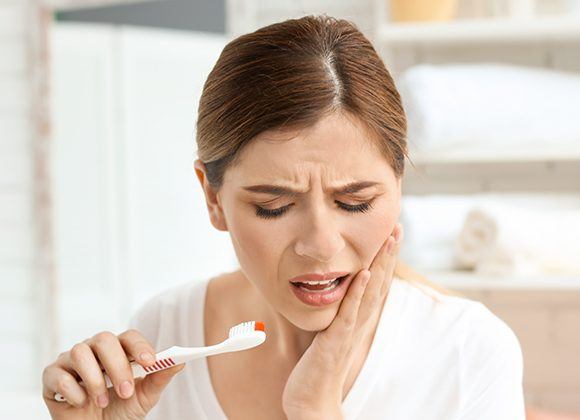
left=457, top=303, right=526, bottom=420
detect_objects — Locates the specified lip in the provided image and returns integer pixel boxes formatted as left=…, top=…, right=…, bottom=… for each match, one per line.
left=289, top=271, right=350, bottom=283
left=290, top=272, right=353, bottom=307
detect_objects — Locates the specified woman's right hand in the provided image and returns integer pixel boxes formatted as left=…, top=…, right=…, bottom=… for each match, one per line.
left=42, top=329, right=185, bottom=420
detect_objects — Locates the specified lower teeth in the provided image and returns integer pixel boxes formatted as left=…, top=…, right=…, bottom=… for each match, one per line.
left=298, top=278, right=341, bottom=292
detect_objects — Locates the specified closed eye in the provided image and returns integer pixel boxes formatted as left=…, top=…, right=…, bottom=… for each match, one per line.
left=254, top=200, right=375, bottom=220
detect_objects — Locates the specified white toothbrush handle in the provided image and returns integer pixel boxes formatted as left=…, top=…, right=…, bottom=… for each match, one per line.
left=54, top=356, right=172, bottom=402
left=54, top=337, right=259, bottom=403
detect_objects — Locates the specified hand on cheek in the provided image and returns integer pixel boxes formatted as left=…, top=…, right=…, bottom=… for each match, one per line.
left=282, top=223, right=404, bottom=418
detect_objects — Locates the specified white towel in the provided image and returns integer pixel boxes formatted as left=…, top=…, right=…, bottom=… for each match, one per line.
left=456, top=203, right=580, bottom=276
left=401, top=194, right=580, bottom=272
left=400, top=195, right=478, bottom=270
left=397, top=63, right=580, bottom=153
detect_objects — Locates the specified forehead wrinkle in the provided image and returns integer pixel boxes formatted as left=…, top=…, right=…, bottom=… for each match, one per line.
left=242, top=180, right=381, bottom=197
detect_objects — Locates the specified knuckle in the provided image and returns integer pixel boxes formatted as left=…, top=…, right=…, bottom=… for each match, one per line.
left=341, top=315, right=356, bottom=330
left=41, top=364, right=54, bottom=383
left=92, top=331, right=116, bottom=348
left=121, top=330, right=149, bottom=347
left=55, top=375, right=73, bottom=394
left=85, top=375, right=105, bottom=393
left=70, top=343, right=90, bottom=363
left=124, top=328, right=140, bottom=338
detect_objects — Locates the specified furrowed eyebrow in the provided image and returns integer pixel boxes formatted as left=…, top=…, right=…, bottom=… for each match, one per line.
left=242, top=181, right=381, bottom=196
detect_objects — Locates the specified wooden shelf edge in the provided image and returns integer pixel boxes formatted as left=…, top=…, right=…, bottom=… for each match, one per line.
left=421, top=270, right=580, bottom=290
left=408, top=147, right=580, bottom=165
left=378, top=16, right=580, bottom=44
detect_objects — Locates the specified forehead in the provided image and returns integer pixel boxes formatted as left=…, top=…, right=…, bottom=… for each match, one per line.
left=225, top=113, right=389, bottom=183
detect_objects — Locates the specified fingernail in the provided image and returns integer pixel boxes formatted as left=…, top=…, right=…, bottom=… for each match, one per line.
left=140, top=352, right=154, bottom=362
left=96, top=392, right=109, bottom=408
left=119, top=381, right=134, bottom=398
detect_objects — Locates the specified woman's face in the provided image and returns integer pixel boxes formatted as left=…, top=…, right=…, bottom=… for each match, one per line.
left=205, top=112, right=401, bottom=331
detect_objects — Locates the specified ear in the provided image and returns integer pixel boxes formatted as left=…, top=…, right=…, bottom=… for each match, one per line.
left=193, top=159, right=228, bottom=232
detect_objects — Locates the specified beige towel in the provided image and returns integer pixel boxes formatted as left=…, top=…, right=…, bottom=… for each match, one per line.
left=456, top=203, right=580, bottom=276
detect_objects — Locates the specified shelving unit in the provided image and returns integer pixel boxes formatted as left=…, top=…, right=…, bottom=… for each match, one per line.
left=377, top=15, right=580, bottom=45
left=425, top=270, right=580, bottom=290
left=372, top=0, right=580, bottom=289
left=409, top=144, right=580, bottom=164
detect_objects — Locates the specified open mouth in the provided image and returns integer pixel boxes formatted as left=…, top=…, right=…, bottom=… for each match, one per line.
left=290, top=274, right=350, bottom=292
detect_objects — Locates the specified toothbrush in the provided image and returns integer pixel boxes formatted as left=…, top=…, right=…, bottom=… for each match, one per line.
left=54, top=320, right=266, bottom=403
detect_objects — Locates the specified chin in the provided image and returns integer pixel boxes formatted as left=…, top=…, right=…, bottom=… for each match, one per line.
left=289, top=308, right=337, bottom=332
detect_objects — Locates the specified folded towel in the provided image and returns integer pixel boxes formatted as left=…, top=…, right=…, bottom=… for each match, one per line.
left=401, top=194, right=580, bottom=272
left=456, top=203, right=580, bottom=276
left=397, top=63, right=580, bottom=153
left=400, top=195, right=477, bottom=270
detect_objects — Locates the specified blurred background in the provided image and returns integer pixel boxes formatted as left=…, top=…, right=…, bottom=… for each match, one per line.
left=1, top=0, right=580, bottom=418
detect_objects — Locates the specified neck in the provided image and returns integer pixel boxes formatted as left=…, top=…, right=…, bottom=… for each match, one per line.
left=235, top=270, right=324, bottom=362
left=234, top=269, right=389, bottom=364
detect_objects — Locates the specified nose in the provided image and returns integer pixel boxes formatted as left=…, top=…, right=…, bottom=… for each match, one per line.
left=294, top=206, right=345, bottom=263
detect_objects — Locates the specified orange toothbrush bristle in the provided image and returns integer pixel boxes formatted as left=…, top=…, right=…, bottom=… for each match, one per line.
left=255, top=321, right=265, bottom=332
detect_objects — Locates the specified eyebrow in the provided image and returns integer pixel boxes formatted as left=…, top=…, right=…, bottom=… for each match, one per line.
left=242, top=181, right=381, bottom=196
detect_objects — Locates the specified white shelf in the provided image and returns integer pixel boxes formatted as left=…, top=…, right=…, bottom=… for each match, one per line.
left=409, top=144, right=580, bottom=165
left=425, top=270, right=580, bottom=290
left=378, top=16, right=580, bottom=45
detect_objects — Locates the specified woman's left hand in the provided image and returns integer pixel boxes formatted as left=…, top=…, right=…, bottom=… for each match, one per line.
left=282, top=223, right=404, bottom=419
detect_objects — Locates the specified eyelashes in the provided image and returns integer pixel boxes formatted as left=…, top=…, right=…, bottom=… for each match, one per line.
left=254, top=200, right=375, bottom=220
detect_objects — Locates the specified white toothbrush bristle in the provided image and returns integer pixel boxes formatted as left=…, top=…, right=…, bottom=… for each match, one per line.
left=228, top=321, right=265, bottom=337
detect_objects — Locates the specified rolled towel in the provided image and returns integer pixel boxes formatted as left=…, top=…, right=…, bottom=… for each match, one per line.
left=456, top=203, right=580, bottom=276
left=400, top=195, right=479, bottom=270
left=401, top=193, right=580, bottom=272
left=397, top=63, right=580, bottom=153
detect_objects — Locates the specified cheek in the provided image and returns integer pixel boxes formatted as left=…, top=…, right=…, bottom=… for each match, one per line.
left=227, top=209, right=284, bottom=281
left=348, top=202, right=399, bottom=267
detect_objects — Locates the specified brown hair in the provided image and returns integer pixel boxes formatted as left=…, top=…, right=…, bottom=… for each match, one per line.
left=195, top=14, right=457, bottom=298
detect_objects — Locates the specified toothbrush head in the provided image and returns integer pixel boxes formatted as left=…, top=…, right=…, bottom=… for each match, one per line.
left=228, top=320, right=265, bottom=337
left=226, top=320, right=266, bottom=351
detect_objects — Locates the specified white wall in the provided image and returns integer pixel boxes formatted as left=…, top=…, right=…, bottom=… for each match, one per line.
left=0, top=0, right=40, bottom=393
left=2, top=19, right=238, bottom=418
left=50, top=23, right=239, bottom=351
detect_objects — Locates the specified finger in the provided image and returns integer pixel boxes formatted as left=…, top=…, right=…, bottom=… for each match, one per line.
left=89, top=331, right=135, bottom=400
left=118, top=329, right=157, bottom=369
left=68, top=342, right=110, bottom=408
left=360, top=223, right=402, bottom=320
left=42, top=364, right=88, bottom=408
left=325, top=270, right=371, bottom=336
left=137, top=363, right=186, bottom=413
left=380, top=223, right=403, bottom=295
left=361, top=232, right=393, bottom=306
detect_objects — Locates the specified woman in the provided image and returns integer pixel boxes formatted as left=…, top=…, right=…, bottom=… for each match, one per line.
left=42, top=15, right=525, bottom=420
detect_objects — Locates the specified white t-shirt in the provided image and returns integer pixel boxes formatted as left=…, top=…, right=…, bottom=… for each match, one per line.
left=129, top=276, right=526, bottom=420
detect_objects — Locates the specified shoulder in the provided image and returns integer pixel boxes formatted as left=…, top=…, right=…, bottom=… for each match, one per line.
left=394, top=279, right=524, bottom=417
left=455, top=301, right=525, bottom=418
left=393, top=278, right=491, bottom=329
left=394, top=278, right=522, bottom=368
left=456, top=298, right=523, bottom=379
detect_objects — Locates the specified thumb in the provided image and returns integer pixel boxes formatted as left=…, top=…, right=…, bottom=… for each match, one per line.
left=136, top=363, right=186, bottom=412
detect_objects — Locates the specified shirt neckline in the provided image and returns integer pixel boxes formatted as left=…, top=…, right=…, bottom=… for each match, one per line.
left=193, top=276, right=408, bottom=419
